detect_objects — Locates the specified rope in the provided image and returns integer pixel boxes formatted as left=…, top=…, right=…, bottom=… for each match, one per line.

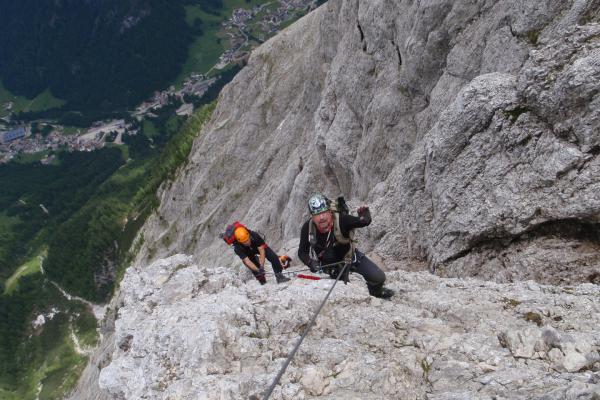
left=264, top=260, right=346, bottom=276
left=264, top=267, right=312, bottom=276
left=262, top=261, right=351, bottom=400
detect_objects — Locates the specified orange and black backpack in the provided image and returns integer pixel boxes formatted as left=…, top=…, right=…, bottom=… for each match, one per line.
left=220, top=221, right=247, bottom=245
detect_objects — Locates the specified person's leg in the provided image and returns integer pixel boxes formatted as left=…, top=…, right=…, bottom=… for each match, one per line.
left=353, top=251, right=391, bottom=297
left=264, top=247, right=283, bottom=273
left=264, top=247, right=290, bottom=283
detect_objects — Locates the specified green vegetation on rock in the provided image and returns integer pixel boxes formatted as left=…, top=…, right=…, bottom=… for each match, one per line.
left=0, top=274, right=93, bottom=400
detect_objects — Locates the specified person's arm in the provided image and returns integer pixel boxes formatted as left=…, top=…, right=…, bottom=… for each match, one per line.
left=250, top=231, right=267, bottom=267
left=340, top=207, right=372, bottom=232
left=241, top=257, right=260, bottom=272
left=357, top=206, right=371, bottom=225
left=258, top=246, right=266, bottom=268
left=298, top=221, right=311, bottom=266
left=234, top=244, right=260, bottom=272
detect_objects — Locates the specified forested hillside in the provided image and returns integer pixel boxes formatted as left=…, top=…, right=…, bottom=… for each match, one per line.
left=0, top=0, right=192, bottom=114
left=0, top=102, right=215, bottom=399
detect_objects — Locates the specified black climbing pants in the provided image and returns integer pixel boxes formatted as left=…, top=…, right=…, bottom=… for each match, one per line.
left=352, top=251, right=386, bottom=295
left=248, top=246, right=284, bottom=283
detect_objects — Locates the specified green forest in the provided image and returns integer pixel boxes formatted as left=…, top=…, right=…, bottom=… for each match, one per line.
left=0, top=150, right=125, bottom=280
left=0, top=102, right=215, bottom=399
left=0, top=0, right=323, bottom=125
left=0, top=0, right=193, bottom=115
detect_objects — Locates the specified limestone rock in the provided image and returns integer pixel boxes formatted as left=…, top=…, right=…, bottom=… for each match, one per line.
left=77, top=0, right=600, bottom=398
left=134, top=0, right=600, bottom=287
left=98, top=254, right=600, bottom=399
left=498, top=326, right=544, bottom=359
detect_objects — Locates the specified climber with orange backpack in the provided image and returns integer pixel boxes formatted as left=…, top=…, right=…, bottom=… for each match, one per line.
left=221, top=222, right=291, bottom=285
left=298, top=193, right=394, bottom=299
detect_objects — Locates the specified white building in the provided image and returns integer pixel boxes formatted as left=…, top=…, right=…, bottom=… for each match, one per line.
left=1, top=127, right=26, bottom=144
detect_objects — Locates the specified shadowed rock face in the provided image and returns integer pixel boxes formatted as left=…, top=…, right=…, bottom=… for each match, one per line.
left=81, top=0, right=600, bottom=399
left=134, top=0, right=600, bottom=285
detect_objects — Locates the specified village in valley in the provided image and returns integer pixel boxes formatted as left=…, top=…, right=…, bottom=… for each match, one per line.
left=0, top=0, right=320, bottom=164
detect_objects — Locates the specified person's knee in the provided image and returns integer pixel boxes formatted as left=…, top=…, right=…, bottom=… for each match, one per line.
left=369, top=268, right=386, bottom=286
left=358, top=256, right=386, bottom=285
left=264, top=247, right=284, bottom=272
left=265, top=248, right=279, bottom=263
left=365, top=268, right=386, bottom=296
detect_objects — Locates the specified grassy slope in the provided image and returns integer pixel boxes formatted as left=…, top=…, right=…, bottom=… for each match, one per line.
left=0, top=103, right=215, bottom=400
left=0, top=280, right=96, bottom=400
left=10, top=151, right=52, bottom=164
left=4, top=249, right=46, bottom=295
left=175, top=0, right=267, bottom=86
left=0, top=82, right=65, bottom=118
left=61, top=126, right=82, bottom=136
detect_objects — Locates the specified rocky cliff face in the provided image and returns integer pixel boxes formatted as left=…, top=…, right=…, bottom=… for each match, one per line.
left=99, top=254, right=600, bottom=399
left=86, top=0, right=600, bottom=398
left=135, top=0, right=600, bottom=283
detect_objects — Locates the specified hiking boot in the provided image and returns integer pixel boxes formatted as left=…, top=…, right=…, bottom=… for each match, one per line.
left=373, top=287, right=394, bottom=300
left=275, top=273, right=290, bottom=284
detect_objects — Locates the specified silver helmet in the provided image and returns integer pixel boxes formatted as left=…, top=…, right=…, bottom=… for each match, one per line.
left=308, top=193, right=330, bottom=215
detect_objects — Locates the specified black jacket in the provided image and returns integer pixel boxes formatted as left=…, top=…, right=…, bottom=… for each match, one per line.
left=233, top=231, right=266, bottom=259
left=298, top=212, right=371, bottom=266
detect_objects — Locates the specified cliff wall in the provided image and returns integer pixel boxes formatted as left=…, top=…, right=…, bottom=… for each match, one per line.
left=76, top=1, right=600, bottom=398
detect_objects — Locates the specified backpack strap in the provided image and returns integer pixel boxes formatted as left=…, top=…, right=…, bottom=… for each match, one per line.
left=308, top=215, right=356, bottom=262
left=333, top=213, right=351, bottom=244
left=308, top=219, right=318, bottom=260
left=333, top=213, right=355, bottom=261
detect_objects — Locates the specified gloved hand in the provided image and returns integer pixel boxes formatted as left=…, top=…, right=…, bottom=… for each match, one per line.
left=357, top=206, right=371, bottom=222
left=308, top=259, right=321, bottom=273
left=254, top=267, right=266, bottom=285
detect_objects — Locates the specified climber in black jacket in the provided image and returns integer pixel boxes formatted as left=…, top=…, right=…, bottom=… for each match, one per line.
left=231, top=225, right=290, bottom=285
left=298, top=193, right=393, bottom=299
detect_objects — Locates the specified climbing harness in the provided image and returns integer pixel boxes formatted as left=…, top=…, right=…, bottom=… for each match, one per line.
left=262, top=260, right=351, bottom=400
left=308, top=211, right=356, bottom=263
